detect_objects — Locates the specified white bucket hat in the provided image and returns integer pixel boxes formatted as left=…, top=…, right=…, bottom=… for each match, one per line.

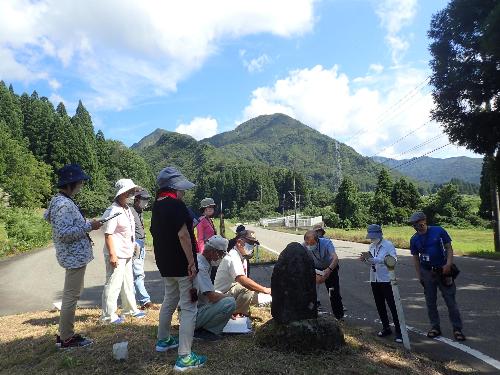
left=114, top=178, right=138, bottom=199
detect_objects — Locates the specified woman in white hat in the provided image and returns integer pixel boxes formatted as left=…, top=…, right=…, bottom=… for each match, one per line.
left=359, top=224, right=402, bottom=343
left=101, top=179, right=146, bottom=323
left=196, top=198, right=217, bottom=254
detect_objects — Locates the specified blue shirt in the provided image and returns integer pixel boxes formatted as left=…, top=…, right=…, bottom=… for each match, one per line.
left=410, top=226, right=451, bottom=267
left=305, top=237, right=336, bottom=270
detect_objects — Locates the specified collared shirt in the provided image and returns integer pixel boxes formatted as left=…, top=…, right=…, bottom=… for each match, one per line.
left=44, top=193, right=93, bottom=269
left=365, top=239, right=397, bottom=282
left=214, top=248, right=247, bottom=293
left=194, top=254, right=214, bottom=306
left=102, top=202, right=136, bottom=259
left=410, top=226, right=451, bottom=267
left=304, top=237, right=336, bottom=270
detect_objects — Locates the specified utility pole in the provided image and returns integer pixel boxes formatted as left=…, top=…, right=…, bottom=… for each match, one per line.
left=219, top=200, right=225, bottom=238
left=282, top=193, right=285, bottom=217
left=288, top=177, right=297, bottom=231
left=260, top=184, right=263, bottom=204
left=489, top=154, right=500, bottom=252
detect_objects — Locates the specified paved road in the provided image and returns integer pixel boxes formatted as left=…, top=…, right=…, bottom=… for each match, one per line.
left=246, top=225, right=500, bottom=374
left=1, top=227, right=499, bottom=373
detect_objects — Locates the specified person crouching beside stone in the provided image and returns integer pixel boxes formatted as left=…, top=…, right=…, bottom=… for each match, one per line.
left=359, top=224, right=402, bottom=343
left=303, top=230, right=344, bottom=321
left=214, top=230, right=271, bottom=317
left=101, top=179, right=146, bottom=324
left=45, top=164, right=102, bottom=348
left=193, top=235, right=236, bottom=340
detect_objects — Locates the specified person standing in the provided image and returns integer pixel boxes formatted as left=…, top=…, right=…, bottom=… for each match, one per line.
left=151, top=166, right=206, bottom=371
left=194, top=235, right=236, bottom=340
left=303, top=230, right=344, bottom=320
left=359, top=224, right=402, bottom=343
left=130, top=188, right=155, bottom=310
left=45, top=164, right=102, bottom=348
left=409, top=211, right=465, bottom=341
left=101, top=179, right=146, bottom=324
left=196, top=198, right=217, bottom=254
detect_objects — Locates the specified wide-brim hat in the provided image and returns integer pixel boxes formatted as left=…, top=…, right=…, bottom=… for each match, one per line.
left=205, top=235, right=229, bottom=253
left=157, top=166, right=195, bottom=191
left=366, top=224, right=383, bottom=239
left=312, top=221, right=326, bottom=234
left=115, top=178, right=138, bottom=199
left=56, top=164, right=90, bottom=188
left=135, top=188, right=151, bottom=199
left=200, top=197, right=216, bottom=209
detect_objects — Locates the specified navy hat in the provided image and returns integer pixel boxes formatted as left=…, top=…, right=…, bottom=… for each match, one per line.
left=135, top=188, right=151, bottom=199
left=409, top=211, right=426, bottom=224
left=157, top=166, right=195, bottom=190
left=366, top=224, right=383, bottom=239
left=57, top=164, right=90, bottom=188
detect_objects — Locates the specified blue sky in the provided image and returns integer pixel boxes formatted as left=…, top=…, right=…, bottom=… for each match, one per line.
left=0, top=0, right=478, bottom=159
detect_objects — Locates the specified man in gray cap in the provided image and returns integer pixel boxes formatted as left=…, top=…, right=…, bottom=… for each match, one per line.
left=194, top=235, right=236, bottom=340
left=214, top=230, right=271, bottom=316
left=409, top=211, right=465, bottom=341
left=151, top=166, right=207, bottom=371
left=130, top=188, right=154, bottom=310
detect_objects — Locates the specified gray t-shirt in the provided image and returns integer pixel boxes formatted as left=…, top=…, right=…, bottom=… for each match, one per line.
left=129, top=206, right=145, bottom=240
left=194, top=254, right=215, bottom=306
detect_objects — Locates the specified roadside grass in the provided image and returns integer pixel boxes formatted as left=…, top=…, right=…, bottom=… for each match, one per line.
left=0, top=307, right=472, bottom=375
left=271, top=225, right=499, bottom=259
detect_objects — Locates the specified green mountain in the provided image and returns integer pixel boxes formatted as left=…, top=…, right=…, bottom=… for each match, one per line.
left=134, top=113, right=386, bottom=191
left=372, top=156, right=482, bottom=185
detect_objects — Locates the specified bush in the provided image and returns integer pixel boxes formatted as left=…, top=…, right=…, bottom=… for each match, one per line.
left=0, top=207, right=52, bottom=257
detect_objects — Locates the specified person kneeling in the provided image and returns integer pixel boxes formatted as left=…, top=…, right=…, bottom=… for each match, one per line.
left=194, top=235, right=236, bottom=340
left=214, top=230, right=271, bottom=317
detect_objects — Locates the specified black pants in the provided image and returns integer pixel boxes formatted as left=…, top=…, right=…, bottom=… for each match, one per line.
left=371, top=282, right=401, bottom=334
left=324, top=266, right=344, bottom=319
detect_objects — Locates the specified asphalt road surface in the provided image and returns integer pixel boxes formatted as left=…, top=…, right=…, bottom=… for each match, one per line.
left=1, top=226, right=499, bottom=373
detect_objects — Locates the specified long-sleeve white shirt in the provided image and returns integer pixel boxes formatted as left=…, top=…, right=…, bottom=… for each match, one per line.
left=365, top=239, right=397, bottom=282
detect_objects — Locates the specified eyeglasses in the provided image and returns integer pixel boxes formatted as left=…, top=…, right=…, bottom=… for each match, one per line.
left=412, top=222, right=426, bottom=230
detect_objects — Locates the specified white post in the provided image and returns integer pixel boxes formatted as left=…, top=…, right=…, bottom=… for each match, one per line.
left=384, top=255, right=411, bottom=351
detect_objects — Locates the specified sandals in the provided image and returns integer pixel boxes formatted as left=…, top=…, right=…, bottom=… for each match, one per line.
left=454, top=330, right=466, bottom=341
left=427, top=328, right=441, bottom=338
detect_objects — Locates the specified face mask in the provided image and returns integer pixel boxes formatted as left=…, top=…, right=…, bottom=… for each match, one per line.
left=138, top=200, right=148, bottom=209
left=243, top=243, right=255, bottom=257
left=125, top=196, right=135, bottom=205
left=371, top=238, right=381, bottom=245
left=176, top=190, right=185, bottom=200
left=306, top=244, right=317, bottom=252
left=210, top=258, right=222, bottom=267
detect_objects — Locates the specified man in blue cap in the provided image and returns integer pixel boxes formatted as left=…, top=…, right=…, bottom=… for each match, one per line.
left=409, top=211, right=465, bottom=341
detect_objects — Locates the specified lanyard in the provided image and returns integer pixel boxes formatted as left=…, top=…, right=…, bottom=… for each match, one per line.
left=122, top=206, right=134, bottom=243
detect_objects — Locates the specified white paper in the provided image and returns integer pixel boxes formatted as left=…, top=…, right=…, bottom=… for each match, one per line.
left=52, top=301, right=62, bottom=311
left=315, top=269, right=325, bottom=276
left=222, top=317, right=252, bottom=334
left=113, top=341, right=128, bottom=361
left=257, top=293, right=272, bottom=306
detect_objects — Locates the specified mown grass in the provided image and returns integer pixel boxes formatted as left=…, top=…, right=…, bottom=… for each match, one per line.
left=0, top=307, right=472, bottom=375
left=273, top=225, right=499, bottom=259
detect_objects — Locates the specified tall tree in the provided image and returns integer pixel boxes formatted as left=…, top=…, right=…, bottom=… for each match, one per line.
left=370, top=169, right=395, bottom=225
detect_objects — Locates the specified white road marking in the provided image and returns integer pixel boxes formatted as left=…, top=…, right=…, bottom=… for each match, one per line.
left=258, top=244, right=280, bottom=255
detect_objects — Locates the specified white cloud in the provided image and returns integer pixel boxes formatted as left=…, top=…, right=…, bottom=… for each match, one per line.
left=175, top=117, right=218, bottom=140
left=375, top=0, right=417, bottom=64
left=0, top=0, right=317, bottom=110
left=240, top=64, right=478, bottom=159
left=48, top=78, right=61, bottom=90
left=242, top=53, right=271, bottom=73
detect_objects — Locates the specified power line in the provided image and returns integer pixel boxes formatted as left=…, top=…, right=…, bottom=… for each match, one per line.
left=398, top=134, right=444, bottom=157
left=388, top=143, right=451, bottom=171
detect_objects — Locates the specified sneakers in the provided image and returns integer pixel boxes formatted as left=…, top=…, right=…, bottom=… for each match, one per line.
left=131, top=311, right=146, bottom=319
left=377, top=327, right=392, bottom=337
left=194, top=328, right=222, bottom=341
left=174, top=352, right=207, bottom=372
left=111, top=316, right=125, bottom=324
left=394, top=334, right=403, bottom=343
left=155, top=336, right=179, bottom=352
left=59, top=334, right=93, bottom=349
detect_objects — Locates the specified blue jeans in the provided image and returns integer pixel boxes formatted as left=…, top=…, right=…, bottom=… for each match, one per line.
left=133, top=239, right=151, bottom=305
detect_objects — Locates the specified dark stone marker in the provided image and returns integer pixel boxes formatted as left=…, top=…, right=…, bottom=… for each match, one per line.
left=271, top=242, right=317, bottom=324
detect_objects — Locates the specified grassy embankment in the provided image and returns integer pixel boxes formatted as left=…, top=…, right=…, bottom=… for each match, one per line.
left=0, top=306, right=473, bottom=374
left=143, top=213, right=278, bottom=263
left=273, top=225, right=499, bottom=259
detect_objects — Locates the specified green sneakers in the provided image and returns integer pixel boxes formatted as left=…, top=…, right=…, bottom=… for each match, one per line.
left=174, top=352, right=207, bottom=372
left=155, top=335, right=179, bottom=352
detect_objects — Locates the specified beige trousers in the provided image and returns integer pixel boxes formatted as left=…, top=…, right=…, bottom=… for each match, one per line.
left=59, top=266, right=86, bottom=341
left=158, top=276, right=198, bottom=356
left=227, top=283, right=257, bottom=315
left=101, top=256, right=138, bottom=322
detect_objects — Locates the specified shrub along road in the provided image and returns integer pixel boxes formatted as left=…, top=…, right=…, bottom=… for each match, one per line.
left=0, top=228, right=499, bottom=373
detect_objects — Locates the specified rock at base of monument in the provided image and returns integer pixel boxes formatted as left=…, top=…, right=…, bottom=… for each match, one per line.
left=255, top=315, right=345, bottom=353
